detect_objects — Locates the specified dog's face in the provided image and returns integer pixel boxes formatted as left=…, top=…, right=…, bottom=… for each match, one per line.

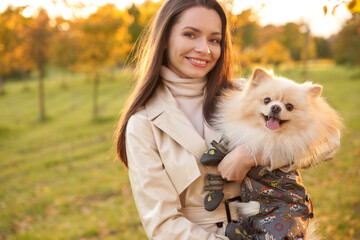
left=237, top=68, right=323, bottom=135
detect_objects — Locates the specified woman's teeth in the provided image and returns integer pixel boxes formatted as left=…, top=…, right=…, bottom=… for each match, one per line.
left=189, top=58, right=207, bottom=64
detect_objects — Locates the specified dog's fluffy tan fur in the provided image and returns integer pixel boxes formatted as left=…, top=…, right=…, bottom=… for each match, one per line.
left=214, top=68, right=342, bottom=171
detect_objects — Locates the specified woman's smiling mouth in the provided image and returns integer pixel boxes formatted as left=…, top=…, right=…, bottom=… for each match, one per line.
left=186, top=57, right=209, bottom=67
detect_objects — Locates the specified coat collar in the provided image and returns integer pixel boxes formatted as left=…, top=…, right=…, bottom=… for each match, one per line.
left=146, top=83, right=208, bottom=160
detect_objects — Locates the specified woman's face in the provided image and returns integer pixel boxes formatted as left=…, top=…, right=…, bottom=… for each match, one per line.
left=166, top=6, right=222, bottom=79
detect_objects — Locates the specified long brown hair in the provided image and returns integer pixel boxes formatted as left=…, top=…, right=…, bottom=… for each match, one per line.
left=116, top=0, right=234, bottom=167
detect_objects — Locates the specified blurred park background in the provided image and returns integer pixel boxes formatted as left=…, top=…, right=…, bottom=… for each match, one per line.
left=0, top=0, right=359, bottom=239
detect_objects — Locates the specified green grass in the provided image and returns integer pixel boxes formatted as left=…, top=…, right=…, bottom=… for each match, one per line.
left=0, top=63, right=359, bottom=239
left=279, top=64, right=360, bottom=240
left=0, top=69, right=146, bottom=240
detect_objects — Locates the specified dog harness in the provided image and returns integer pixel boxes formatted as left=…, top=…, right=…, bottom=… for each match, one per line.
left=201, top=140, right=314, bottom=240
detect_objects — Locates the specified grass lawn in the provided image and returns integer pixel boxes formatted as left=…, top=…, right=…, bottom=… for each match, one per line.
left=0, top=63, right=359, bottom=239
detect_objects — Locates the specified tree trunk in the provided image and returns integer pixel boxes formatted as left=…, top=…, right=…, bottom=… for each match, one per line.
left=93, top=71, right=99, bottom=119
left=39, top=68, right=46, bottom=121
left=303, top=25, right=310, bottom=81
left=22, top=68, right=29, bottom=91
left=0, top=76, right=5, bottom=95
left=61, top=72, right=68, bottom=89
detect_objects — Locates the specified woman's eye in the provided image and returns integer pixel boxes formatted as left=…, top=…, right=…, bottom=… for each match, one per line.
left=184, top=33, right=195, bottom=38
left=210, top=38, right=220, bottom=44
left=286, top=103, right=294, bottom=111
left=264, top=98, right=271, bottom=104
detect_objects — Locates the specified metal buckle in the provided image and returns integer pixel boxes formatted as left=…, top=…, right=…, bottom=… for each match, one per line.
left=224, top=196, right=242, bottom=223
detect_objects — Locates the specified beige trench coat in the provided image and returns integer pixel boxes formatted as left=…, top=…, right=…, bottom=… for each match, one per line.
left=126, top=83, right=241, bottom=239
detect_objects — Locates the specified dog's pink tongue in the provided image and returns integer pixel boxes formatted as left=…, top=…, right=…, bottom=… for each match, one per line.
left=266, top=117, right=280, bottom=130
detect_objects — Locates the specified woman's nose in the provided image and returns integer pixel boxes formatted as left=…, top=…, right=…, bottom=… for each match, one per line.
left=195, top=38, right=210, bottom=55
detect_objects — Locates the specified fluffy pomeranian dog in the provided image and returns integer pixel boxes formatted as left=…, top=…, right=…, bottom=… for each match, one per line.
left=201, top=68, right=342, bottom=240
left=216, top=68, right=342, bottom=170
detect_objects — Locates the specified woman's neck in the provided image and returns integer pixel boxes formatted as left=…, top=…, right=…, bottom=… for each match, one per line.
left=161, top=66, right=207, bottom=137
left=160, top=66, right=206, bottom=98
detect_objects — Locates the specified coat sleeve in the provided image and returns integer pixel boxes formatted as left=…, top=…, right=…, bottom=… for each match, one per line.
left=125, top=113, right=228, bottom=240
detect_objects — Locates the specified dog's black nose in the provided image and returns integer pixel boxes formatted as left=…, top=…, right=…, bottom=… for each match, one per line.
left=271, top=105, right=281, bottom=114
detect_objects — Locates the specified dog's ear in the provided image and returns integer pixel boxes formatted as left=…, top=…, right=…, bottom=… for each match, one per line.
left=250, top=68, right=273, bottom=87
left=308, top=84, right=322, bottom=98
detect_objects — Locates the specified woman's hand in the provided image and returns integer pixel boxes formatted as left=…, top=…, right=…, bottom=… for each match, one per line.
left=217, top=145, right=258, bottom=184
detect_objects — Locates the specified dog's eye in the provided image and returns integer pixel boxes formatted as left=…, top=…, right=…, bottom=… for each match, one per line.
left=264, top=98, right=271, bottom=104
left=286, top=103, right=293, bottom=111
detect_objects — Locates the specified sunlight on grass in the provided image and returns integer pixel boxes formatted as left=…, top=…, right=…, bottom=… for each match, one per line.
left=0, top=64, right=359, bottom=239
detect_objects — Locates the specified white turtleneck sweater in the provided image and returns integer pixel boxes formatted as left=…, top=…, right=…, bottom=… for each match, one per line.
left=159, top=66, right=240, bottom=237
left=161, top=66, right=206, bottom=138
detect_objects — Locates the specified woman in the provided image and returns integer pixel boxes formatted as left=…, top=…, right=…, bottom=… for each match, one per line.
left=115, top=0, right=340, bottom=239
left=116, top=0, right=254, bottom=238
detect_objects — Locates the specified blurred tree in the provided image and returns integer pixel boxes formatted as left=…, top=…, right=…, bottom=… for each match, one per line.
left=0, top=6, right=32, bottom=94
left=13, top=14, right=33, bottom=89
left=258, top=24, right=284, bottom=46
left=0, top=6, right=17, bottom=94
left=137, top=0, right=163, bottom=27
left=77, top=4, right=133, bottom=118
left=299, top=24, right=317, bottom=61
left=230, top=9, right=261, bottom=74
left=281, top=23, right=304, bottom=61
left=302, top=23, right=310, bottom=80
left=241, top=23, right=259, bottom=48
left=126, top=0, right=163, bottom=63
left=259, top=40, right=291, bottom=67
left=234, top=45, right=262, bottom=71
left=333, top=14, right=360, bottom=65
left=231, top=9, right=260, bottom=48
left=128, top=4, right=142, bottom=44
left=50, top=17, right=79, bottom=88
left=28, top=8, right=53, bottom=121
left=314, top=37, right=332, bottom=59
left=127, top=4, right=143, bottom=62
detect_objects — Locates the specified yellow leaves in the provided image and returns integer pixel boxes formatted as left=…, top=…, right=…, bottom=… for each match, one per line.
left=78, top=3, right=134, bottom=68
left=324, top=0, right=360, bottom=15
left=1, top=1, right=155, bottom=75
left=323, top=5, right=328, bottom=15
left=348, top=0, right=360, bottom=13
left=138, top=0, right=163, bottom=25
left=260, top=40, right=291, bottom=63
left=235, top=40, right=291, bottom=70
left=0, top=6, right=33, bottom=74
left=121, top=8, right=134, bottom=26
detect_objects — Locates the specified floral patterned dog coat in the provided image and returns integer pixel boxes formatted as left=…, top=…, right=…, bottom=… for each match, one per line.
left=238, top=166, right=313, bottom=239
left=201, top=139, right=314, bottom=240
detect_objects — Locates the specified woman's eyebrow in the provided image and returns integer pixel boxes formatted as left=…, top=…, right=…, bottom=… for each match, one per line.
left=181, top=26, right=221, bottom=35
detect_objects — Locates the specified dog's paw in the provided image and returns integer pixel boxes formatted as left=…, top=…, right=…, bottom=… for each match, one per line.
left=234, top=201, right=260, bottom=217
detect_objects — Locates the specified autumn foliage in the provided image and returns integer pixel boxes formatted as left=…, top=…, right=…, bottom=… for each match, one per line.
left=0, top=0, right=359, bottom=119
left=0, top=1, right=359, bottom=80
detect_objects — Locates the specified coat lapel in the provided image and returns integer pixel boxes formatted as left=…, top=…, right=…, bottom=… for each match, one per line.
left=146, top=84, right=207, bottom=160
